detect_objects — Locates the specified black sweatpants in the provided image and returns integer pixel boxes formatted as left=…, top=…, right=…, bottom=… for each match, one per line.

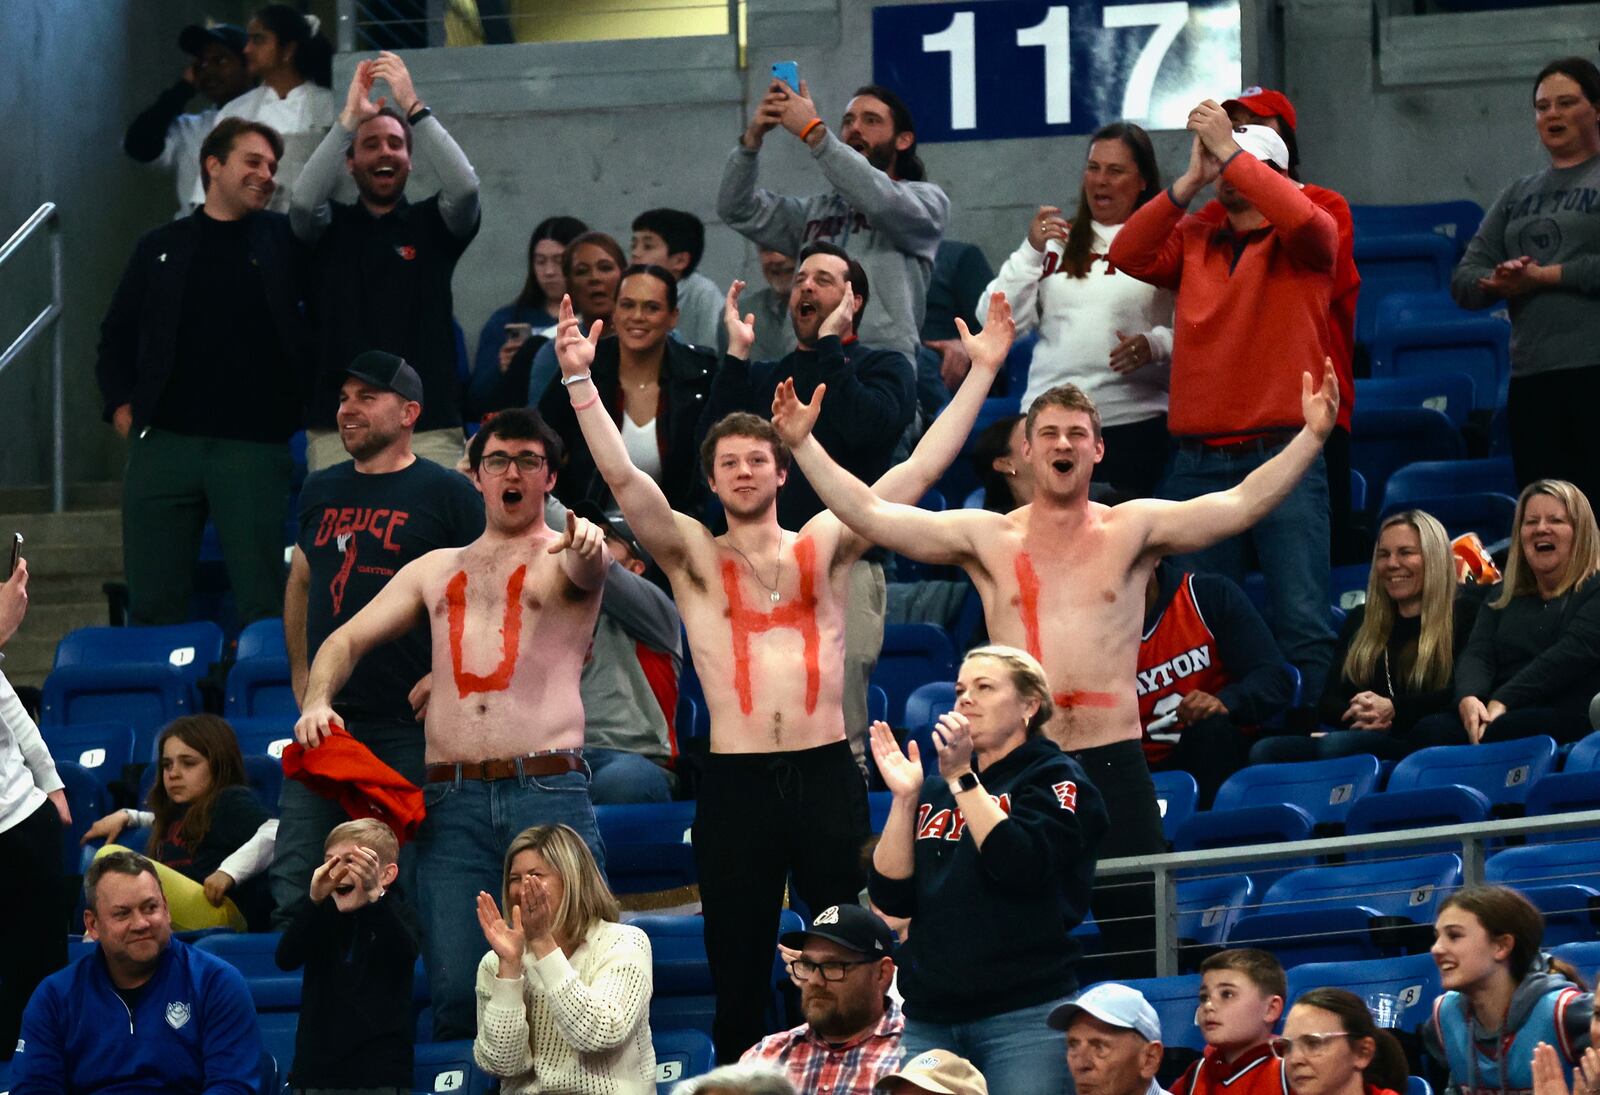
left=693, top=740, right=869, bottom=1063
left=1068, top=739, right=1167, bottom=979
left=0, top=799, right=66, bottom=1059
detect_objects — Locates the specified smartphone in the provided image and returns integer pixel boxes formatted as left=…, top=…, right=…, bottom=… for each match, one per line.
left=771, top=61, right=800, bottom=93
left=7, top=533, right=21, bottom=579
left=504, top=322, right=533, bottom=344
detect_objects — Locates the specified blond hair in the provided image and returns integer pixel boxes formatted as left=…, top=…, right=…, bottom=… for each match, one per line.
left=1025, top=384, right=1102, bottom=441
left=325, top=818, right=400, bottom=867
left=1345, top=510, right=1457, bottom=693
left=501, top=824, right=619, bottom=943
left=962, top=644, right=1054, bottom=736
left=1494, top=480, right=1600, bottom=609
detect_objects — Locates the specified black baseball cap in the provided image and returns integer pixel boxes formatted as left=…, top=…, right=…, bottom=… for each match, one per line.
left=780, top=904, right=896, bottom=958
left=178, top=23, right=248, bottom=58
left=569, top=500, right=653, bottom=571
left=345, top=350, right=425, bottom=405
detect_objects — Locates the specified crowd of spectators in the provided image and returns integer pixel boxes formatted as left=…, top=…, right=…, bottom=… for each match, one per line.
left=1, top=13, right=1596, bottom=1094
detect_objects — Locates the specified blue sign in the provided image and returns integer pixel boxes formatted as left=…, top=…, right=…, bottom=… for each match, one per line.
left=872, top=0, right=1241, bottom=143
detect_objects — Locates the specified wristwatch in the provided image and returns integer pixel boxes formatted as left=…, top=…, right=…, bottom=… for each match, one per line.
left=947, top=771, right=980, bottom=795
left=406, top=105, right=432, bottom=126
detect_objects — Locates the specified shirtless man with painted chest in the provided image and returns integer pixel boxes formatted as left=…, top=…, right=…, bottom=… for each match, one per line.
left=776, top=356, right=1338, bottom=968
left=293, top=408, right=608, bottom=1040
left=552, top=283, right=1014, bottom=1062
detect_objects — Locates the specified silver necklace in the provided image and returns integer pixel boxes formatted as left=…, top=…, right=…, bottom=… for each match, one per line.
left=728, top=532, right=785, bottom=603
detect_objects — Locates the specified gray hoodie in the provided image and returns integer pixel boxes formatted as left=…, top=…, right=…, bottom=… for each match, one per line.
left=1425, top=966, right=1594, bottom=1095
left=717, top=130, right=950, bottom=365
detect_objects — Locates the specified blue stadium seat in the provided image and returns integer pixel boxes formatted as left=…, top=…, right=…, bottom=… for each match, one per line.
left=1350, top=469, right=1368, bottom=515
left=1088, top=974, right=1204, bottom=1052
left=413, top=1039, right=493, bottom=1093
left=1526, top=772, right=1600, bottom=819
left=53, top=621, right=225, bottom=682
left=257, top=1050, right=277, bottom=1095
left=872, top=625, right=956, bottom=727
left=1211, top=754, right=1381, bottom=829
left=1004, top=332, right=1039, bottom=395
left=934, top=395, right=1023, bottom=505
left=229, top=716, right=297, bottom=760
left=41, top=664, right=198, bottom=760
left=1350, top=201, right=1484, bottom=254
left=868, top=684, right=888, bottom=726
left=235, top=618, right=288, bottom=662
left=963, top=486, right=986, bottom=509
left=1409, top=1077, right=1435, bottom=1095
left=1151, top=769, right=1199, bottom=845
left=56, top=760, right=112, bottom=873
left=1380, top=457, right=1518, bottom=510
left=1352, top=233, right=1458, bottom=345
left=1378, top=493, right=1518, bottom=545
left=224, top=656, right=297, bottom=720
left=1485, top=841, right=1600, bottom=946
left=1171, top=803, right=1317, bottom=883
left=633, top=911, right=800, bottom=1038
left=1285, top=952, right=1444, bottom=1027
left=903, top=680, right=955, bottom=736
left=1331, top=564, right=1371, bottom=611
left=898, top=491, right=952, bottom=580
left=1227, top=853, right=1462, bottom=966
left=41, top=722, right=135, bottom=787
left=654, top=1028, right=716, bottom=1094
left=1490, top=404, right=1510, bottom=455
left=194, top=932, right=301, bottom=1011
left=243, top=754, right=284, bottom=816
left=1348, top=407, right=1466, bottom=516
left=1355, top=374, right=1476, bottom=429
left=1343, top=784, right=1493, bottom=860
left=675, top=693, right=708, bottom=741
left=1550, top=940, right=1600, bottom=979
left=1386, top=737, right=1558, bottom=809
left=1564, top=732, right=1600, bottom=772
left=595, top=802, right=697, bottom=895
left=255, top=1012, right=297, bottom=1093
left=1178, top=874, right=1254, bottom=948
left=869, top=790, right=894, bottom=833
left=1369, top=314, right=1510, bottom=412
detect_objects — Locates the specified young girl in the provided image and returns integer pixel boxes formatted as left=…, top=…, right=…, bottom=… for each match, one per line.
left=1278, top=988, right=1408, bottom=1095
left=1428, top=885, right=1594, bottom=1095
left=83, top=715, right=272, bottom=930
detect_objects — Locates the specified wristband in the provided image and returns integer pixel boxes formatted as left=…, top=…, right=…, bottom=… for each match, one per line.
left=799, top=118, right=824, bottom=141
left=559, top=371, right=592, bottom=387
left=571, top=391, right=600, bottom=412
left=406, top=105, right=432, bottom=126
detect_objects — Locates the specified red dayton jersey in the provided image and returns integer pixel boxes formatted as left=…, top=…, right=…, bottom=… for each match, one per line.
left=1137, top=573, right=1237, bottom=763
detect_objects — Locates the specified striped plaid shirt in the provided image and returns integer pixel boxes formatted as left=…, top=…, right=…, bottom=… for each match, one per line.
left=741, top=1000, right=905, bottom=1093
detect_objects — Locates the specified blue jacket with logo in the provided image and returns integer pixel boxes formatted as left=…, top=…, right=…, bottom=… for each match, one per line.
left=10, top=937, right=260, bottom=1094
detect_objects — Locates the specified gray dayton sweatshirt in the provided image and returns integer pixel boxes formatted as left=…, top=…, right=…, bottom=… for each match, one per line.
left=717, top=129, right=950, bottom=365
left=1451, top=154, right=1600, bottom=378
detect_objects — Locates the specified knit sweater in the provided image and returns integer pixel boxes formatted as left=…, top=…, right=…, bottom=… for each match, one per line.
left=473, top=919, right=656, bottom=1094
left=984, top=223, right=1174, bottom=425
left=0, top=668, right=63, bottom=835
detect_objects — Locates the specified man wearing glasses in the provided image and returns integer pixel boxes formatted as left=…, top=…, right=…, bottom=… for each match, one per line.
left=294, top=405, right=609, bottom=1041
left=742, top=904, right=905, bottom=1092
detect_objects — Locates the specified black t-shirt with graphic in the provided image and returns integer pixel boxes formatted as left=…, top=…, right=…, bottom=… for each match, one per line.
left=298, top=456, right=484, bottom=724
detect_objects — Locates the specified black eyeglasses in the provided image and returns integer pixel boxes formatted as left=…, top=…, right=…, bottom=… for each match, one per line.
left=786, top=957, right=877, bottom=982
left=480, top=453, right=548, bottom=475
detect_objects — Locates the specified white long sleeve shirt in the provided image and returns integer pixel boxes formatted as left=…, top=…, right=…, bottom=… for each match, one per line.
left=984, top=222, right=1175, bottom=426
left=191, top=81, right=337, bottom=213
left=0, top=667, right=63, bottom=834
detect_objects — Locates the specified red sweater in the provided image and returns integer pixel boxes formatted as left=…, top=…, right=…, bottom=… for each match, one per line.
left=1110, top=153, right=1337, bottom=439
left=1195, top=183, right=1358, bottom=432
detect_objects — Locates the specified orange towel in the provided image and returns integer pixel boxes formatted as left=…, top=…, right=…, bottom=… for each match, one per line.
left=281, top=725, right=427, bottom=845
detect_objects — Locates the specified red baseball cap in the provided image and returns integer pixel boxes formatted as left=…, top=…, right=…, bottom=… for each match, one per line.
left=1223, top=86, right=1298, bottom=131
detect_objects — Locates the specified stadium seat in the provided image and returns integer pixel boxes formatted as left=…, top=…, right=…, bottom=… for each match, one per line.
left=235, top=618, right=288, bottom=662
left=1380, top=457, right=1518, bottom=510
left=634, top=910, right=801, bottom=1038
left=1343, top=784, right=1493, bottom=860
left=256, top=1011, right=298, bottom=1093
left=1349, top=201, right=1484, bottom=254
left=1377, top=492, right=1518, bottom=545
left=257, top=1050, right=277, bottom=1095
left=1550, top=940, right=1600, bottom=978
left=1227, top=853, right=1462, bottom=966
left=52, top=621, right=225, bottom=682
left=1563, top=732, right=1600, bottom=772
left=1211, top=754, right=1381, bottom=829
left=654, top=1028, right=716, bottom=1093
left=243, top=754, right=285, bottom=816
left=224, top=656, right=297, bottom=720
left=1352, top=233, right=1458, bottom=345
left=868, top=684, right=888, bottom=726
left=963, top=486, right=986, bottom=510
left=1178, top=874, right=1254, bottom=949
left=1088, top=974, right=1204, bottom=1052
left=1355, top=373, right=1475, bottom=429
left=194, top=932, right=301, bottom=1010
left=1409, top=1077, right=1435, bottom=1095
left=40, top=722, right=135, bottom=787
left=1349, top=469, right=1368, bottom=515
left=1285, top=952, right=1443, bottom=1027
left=1526, top=772, right=1600, bottom=819
left=898, top=491, right=951, bottom=580
left=413, top=1039, right=493, bottom=1093
left=1151, top=770, right=1199, bottom=844
left=1369, top=313, right=1510, bottom=412
left=229, top=717, right=297, bottom=760
left=56, top=760, right=112, bottom=873
left=934, top=395, right=1023, bottom=504
left=594, top=802, right=697, bottom=895
left=1489, top=404, right=1510, bottom=455
left=872, top=625, right=956, bottom=727
left=1485, top=840, right=1600, bottom=946
left=41, top=663, right=199, bottom=760
left=1348, top=407, right=1466, bottom=515
left=1171, top=803, right=1317, bottom=883
left=869, top=790, right=894, bottom=833
left=1386, top=737, right=1558, bottom=809
left=902, top=680, right=955, bottom=736
left=1004, top=331, right=1039, bottom=395
left=1331, top=564, right=1371, bottom=610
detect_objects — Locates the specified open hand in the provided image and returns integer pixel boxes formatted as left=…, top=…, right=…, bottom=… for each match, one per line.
left=819, top=281, right=855, bottom=340
left=368, top=51, right=419, bottom=115
left=931, top=711, right=976, bottom=780
left=1108, top=330, right=1153, bottom=375
left=1477, top=256, right=1553, bottom=298
left=770, top=377, right=824, bottom=448
left=519, top=875, right=556, bottom=946
left=956, top=292, right=1015, bottom=377
left=1302, top=356, right=1338, bottom=440
left=344, top=845, right=386, bottom=900
left=476, top=890, right=526, bottom=967
left=773, top=79, right=822, bottom=140
left=204, top=871, right=235, bottom=907
left=1532, top=1042, right=1581, bottom=1095
left=309, top=853, right=348, bottom=903
left=555, top=294, right=601, bottom=378
left=870, top=720, right=924, bottom=799
left=723, top=280, right=756, bottom=358
left=339, top=59, right=382, bottom=131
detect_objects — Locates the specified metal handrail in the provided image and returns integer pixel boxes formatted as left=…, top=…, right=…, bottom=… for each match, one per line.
left=0, top=202, right=65, bottom=512
left=1095, top=807, right=1600, bottom=977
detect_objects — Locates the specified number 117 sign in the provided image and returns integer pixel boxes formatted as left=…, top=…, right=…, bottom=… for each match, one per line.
left=872, top=0, right=1241, bottom=142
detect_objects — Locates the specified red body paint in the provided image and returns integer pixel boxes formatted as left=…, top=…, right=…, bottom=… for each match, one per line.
left=1013, top=552, right=1043, bottom=660
left=446, top=566, right=526, bottom=698
left=1053, top=689, right=1120, bottom=709
left=721, top=537, right=822, bottom=716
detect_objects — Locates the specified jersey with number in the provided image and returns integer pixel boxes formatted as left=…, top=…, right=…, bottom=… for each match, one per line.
left=1137, top=573, right=1236, bottom=762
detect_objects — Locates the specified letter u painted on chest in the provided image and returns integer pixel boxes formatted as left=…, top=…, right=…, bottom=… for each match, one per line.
left=721, top=537, right=822, bottom=716
left=445, top=566, right=527, bottom=698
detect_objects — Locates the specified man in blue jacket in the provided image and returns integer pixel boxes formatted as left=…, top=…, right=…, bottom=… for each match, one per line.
left=10, top=851, right=261, bottom=1094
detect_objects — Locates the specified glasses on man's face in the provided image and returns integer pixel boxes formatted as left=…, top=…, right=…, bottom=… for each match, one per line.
left=786, top=957, right=876, bottom=982
left=480, top=453, right=548, bottom=475
left=1269, top=1032, right=1351, bottom=1058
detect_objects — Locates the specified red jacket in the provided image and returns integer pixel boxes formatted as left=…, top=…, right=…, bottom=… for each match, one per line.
left=281, top=726, right=427, bottom=845
left=1110, top=153, right=1337, bottom=439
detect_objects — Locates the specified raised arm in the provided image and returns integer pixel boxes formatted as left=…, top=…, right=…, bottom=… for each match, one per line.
left=553, top=295, right=698, bottom=572
left=1136, top=358, right=1338, bottom=558
left=545, top=509, right=610, bottom=593
left=715, top=82, right=810, bottom=253
left=289, top=61, right=373, bottom=241
left=370, top=52, right=480, bottom=236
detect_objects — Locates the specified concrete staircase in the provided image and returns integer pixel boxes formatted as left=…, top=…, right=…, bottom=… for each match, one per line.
left=0, top=482, right=122, bottom=689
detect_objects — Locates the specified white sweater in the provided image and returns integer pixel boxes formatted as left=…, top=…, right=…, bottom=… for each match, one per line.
left=0, top=667, right=63, bottom=835
left=984, top=222, right=1175, bottom=427
left=474, top=919, right=656, bottom=1094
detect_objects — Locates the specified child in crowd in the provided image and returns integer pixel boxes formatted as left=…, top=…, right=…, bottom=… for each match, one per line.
left=275, top=818, right=418, bottom=1095
left=1173, top=949, right=1290, bottom=1095
left=631, top=207, right=723, bottom=349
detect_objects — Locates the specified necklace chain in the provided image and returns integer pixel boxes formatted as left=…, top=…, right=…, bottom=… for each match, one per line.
left=728, top=531, right=785, bottom=603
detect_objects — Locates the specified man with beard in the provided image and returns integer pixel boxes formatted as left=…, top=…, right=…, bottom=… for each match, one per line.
left=292, top=51, right=481, bottom=471
left=742, top=905, right=905, bottom=1091
left=123, top=22, right=254, bottom=218
left=272, top=350, right=483, bottom=927
left=98, top=117, right=309, bottom=627
left=294, top=407, right=608, bottom=1041
left=555, top=284, right=1012, bottom=1062
left=719, top=80, right=948, bottom=365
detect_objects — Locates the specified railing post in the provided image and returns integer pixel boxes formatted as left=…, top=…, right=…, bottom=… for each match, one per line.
left=1461, top=832, right=1485, bottom=887
left=1153, top=864, right=1178, bottom=977
left=337, top=0, right=355, bottom=53
left=49, top=212, right=64, bottom=514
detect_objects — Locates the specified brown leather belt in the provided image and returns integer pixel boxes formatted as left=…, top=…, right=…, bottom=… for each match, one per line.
left=1179, top=431, right=1296, bottom=456
left=425, top=751, right=585, bottom=784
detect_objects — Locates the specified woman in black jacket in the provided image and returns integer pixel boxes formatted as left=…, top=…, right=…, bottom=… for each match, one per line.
left=539, top=264, right=715, bottom=514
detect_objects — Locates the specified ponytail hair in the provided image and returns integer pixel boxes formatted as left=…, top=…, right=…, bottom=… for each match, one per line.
left=1292, top=988, right=1410, bottom=1093
left=254, top=4, right=334, bottom=87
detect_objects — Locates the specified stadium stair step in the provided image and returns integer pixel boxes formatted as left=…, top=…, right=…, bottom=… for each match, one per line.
left=0, top=489, right=124, bottom=689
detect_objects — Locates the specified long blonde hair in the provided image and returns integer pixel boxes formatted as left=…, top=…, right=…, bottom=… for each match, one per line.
left=1493, top=480, right=1600, bottom=609
left=1344, top=510, right=1456, bottom=692
left=501, top=824, right=619, bottom=944
left=962, top=644, right=1054, bottom=736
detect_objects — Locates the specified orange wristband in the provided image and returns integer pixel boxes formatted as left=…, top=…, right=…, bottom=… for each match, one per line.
left=800, top=118, right=824, bottom=141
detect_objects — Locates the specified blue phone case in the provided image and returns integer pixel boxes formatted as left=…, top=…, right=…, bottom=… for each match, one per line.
left=771, top=61, right=800, bottom=92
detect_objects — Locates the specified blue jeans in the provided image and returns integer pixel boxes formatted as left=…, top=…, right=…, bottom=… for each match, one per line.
left=1161, top=441, right=1336, bottom=702
left=584, top=748, right=672, bottom=804
left=414, top=767, right=604, bottom=1040
left=901, top=996, right=1075, bottom=1095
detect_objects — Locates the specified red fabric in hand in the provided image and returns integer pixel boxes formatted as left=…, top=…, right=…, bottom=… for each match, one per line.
left=281, top=724, right=427, bottom=846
